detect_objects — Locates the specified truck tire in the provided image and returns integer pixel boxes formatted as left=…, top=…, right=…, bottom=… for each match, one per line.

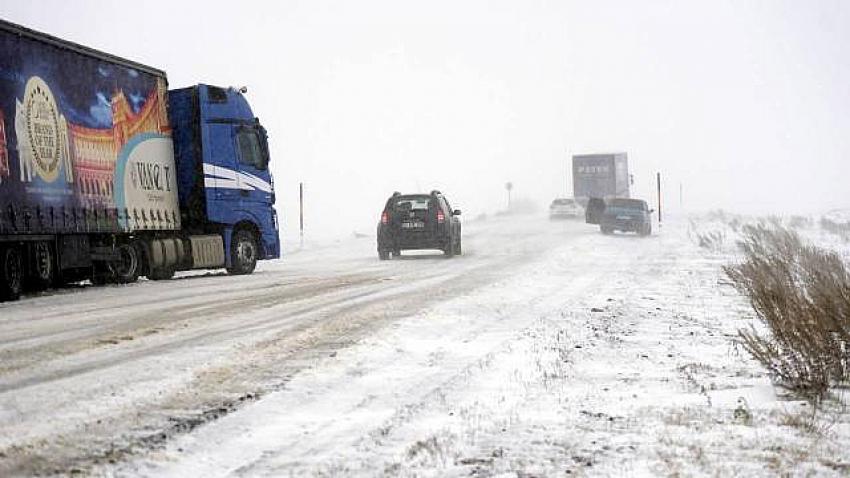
left=27, top=241, right=54, bottom=291
left=0, top=246, right=23, bottom=301
left=109, top=242, right=142, bottom=284
left=227, top=230, right=258, bottom=275
left=90, top=266, right=111, bottom=286
left=454, top=237, right=462, bottom=256
left=378, top=249, right=390, bottom=261
left=148, top=267, right=175, bottom=281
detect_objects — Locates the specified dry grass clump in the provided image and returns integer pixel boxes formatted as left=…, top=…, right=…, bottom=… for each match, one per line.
left=695, top=230, right=726, bottom=252
left=821, top=216, right=850, bottom=242
left=724, top=224, right=850, bottom=401
left=788, top=215, right=813, bottom=230
left=688, top=219, right=728, bottom=252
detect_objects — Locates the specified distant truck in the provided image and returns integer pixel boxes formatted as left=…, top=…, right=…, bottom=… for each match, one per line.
left=571, top=153, right=630, bottom=206
left=0, top=19, right=279, bottom=300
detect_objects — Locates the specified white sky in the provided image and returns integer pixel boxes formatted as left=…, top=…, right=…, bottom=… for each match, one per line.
left=2, top=0, right=848, bottom=238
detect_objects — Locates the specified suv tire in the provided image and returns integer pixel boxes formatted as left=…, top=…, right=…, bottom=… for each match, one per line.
left=443, top=239, right=455, bottom=258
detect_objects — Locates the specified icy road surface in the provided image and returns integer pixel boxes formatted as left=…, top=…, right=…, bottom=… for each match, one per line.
left=1, top=216, right=849, bottom=476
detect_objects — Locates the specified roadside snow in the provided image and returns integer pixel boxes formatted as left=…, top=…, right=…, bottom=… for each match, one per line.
left=115, top=220, right=850, bottom=477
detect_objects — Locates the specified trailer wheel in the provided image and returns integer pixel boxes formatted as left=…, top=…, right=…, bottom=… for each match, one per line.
left=28, top=242, right=54, bottom=290
left=109, top=242, right=141, bottom=284
left=227, top=230, right=258, bottom=275
left=0, top=246, right=23, bottom=301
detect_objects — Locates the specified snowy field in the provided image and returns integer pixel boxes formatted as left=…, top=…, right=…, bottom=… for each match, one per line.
left=1, top=215, right=849, bottom=476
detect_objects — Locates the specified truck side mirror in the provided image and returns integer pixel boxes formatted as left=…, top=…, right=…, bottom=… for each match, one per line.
left=453, top=209, right=461, bottom=216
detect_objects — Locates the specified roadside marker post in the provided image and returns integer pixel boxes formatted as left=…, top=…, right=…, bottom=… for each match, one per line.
left=299, top=182, right=304, bottom=248
left=656, top=172, right=662, bottom=228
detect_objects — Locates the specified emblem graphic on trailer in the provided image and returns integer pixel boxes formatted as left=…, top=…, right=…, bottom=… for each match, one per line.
left=14, top=76, right=72, bottom=184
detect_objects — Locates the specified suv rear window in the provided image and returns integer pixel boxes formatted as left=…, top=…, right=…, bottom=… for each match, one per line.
left=393, top=197, right=431, bottom=211
left=552, top=199, right=576, bottom=206
left=608, top=198, right=645, bottom=210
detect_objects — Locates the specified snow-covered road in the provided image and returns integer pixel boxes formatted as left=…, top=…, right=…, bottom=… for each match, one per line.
left=2, top=216, right=848, bottom=476
left=0, top=215, right=577, bottom=475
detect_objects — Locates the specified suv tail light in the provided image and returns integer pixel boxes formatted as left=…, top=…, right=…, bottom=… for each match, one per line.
left=381, top=211, right=389, bottom=224
left=436, top=210, right=445, bottom=224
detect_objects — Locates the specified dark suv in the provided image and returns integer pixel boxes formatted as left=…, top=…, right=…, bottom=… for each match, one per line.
left=599, top=198, right=653, bottom=236
left=377, top=191, right=462, bottom=259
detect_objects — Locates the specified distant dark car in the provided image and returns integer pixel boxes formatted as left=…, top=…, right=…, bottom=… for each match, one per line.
left=599, top=198, right=653, bottom=236
left=549, top=198, right=582, bottom=219
left=377, top=191, right=462, bottom=259
left=585, top=197, right=606, bottom=225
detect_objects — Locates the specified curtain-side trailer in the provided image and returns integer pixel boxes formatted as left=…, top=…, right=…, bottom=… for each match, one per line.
left=0, top=19, right=279, bottom=301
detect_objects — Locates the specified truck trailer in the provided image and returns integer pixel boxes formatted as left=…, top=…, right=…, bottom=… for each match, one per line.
left=0, top=19, right=279, bottom=301
left=571, top=153, right=630, bottom=206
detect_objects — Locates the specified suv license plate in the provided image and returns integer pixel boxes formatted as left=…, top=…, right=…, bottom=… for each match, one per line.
left=402, top=221, right=425, bottom=229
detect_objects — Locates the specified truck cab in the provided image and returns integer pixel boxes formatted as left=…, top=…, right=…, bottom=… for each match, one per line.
left=168, top=85, right=280, bottom=271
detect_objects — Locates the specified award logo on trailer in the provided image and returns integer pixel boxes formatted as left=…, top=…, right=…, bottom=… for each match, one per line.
left=15, top=76, right=72, bottom=185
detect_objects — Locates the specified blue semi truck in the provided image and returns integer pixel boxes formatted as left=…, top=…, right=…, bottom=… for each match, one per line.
left=0, top=19, right=279, bottom=301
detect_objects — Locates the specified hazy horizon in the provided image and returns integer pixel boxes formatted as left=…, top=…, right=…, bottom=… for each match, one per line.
left=2, top=0, right=848, bottom=240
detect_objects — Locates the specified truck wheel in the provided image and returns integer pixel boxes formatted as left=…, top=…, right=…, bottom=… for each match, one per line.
left=148, top=267, right=175, bottom=281
left=110, top=242, right=141, bottom=284
left=378, top=249, right=390, bottom=260
left=227, top=230, right=258, bottom=275
left=28, top=242, right=54, bottom=291
left=0, top=246, right=23, bottom=301
left=454, top=237, right=462, bottom=256
left=90, top=267, right=111, bottom=286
